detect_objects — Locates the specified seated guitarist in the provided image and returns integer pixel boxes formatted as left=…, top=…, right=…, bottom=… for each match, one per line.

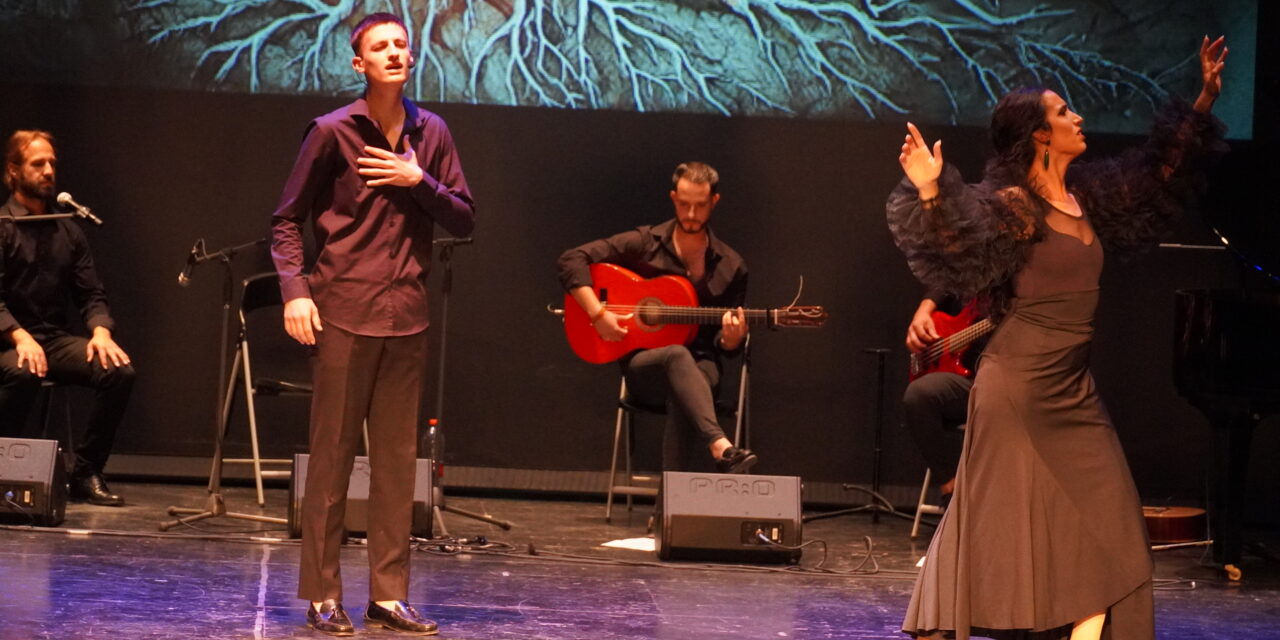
left=556, top=161, right=757, bottom=474
left=902, top=293, right=987, bottom=504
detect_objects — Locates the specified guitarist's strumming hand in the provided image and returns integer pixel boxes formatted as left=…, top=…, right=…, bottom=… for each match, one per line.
left=905, top=298, right=940, bottom=354
left=570, top=284, right=634, bottom=342
left=719, top=307, right=747, bottom=351
left=592, top=308, right=634, bottom=342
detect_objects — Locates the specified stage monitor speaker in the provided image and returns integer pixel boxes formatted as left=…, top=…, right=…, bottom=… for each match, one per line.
left=0, top=437, right=66, bottom=527
left=657, top=471, right=802, bottom=563
left=288, top=454, right=434, bottom=539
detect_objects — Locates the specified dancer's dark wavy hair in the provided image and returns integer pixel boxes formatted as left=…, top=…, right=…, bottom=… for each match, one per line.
left=975, top=87, right=1053, bottom=320
left=984, top=87, right=1050, bottom=189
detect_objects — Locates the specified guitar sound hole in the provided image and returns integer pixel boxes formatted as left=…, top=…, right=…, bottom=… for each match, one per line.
left=636, top=299, right=664, bottom=329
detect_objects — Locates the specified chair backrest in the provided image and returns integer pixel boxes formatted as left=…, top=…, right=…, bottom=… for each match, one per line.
left=240, top=272, right=284, bottom=317
left=236, top=271, right=310, bottom=386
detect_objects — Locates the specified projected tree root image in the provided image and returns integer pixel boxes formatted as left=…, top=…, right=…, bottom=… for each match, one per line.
left=129, top=0, right=1199, bottom=123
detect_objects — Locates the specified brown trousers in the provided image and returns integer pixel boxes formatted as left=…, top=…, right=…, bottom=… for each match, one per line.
left=297, top=325, right=428, bottom=603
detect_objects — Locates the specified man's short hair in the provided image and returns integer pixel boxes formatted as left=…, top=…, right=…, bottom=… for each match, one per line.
left=350, top=12, right=408, bottom=55
left=4, top=129, right=54, bottom=190
left=671, top=161, right=719, bottom=194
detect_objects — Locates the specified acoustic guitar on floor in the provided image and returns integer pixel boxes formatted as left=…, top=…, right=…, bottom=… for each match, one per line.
left=908, top=300, right=995, bottom=381
left=559, top=263, right=827, bottom=364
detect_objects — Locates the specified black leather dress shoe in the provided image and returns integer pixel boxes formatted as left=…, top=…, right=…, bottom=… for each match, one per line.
left=716, top=447, right=758, bottom=474
left=306, top=600, right=354, bottom=636
left=69, top=474, right=125, bottom=506
left=364, top=601, right=438, bottom=635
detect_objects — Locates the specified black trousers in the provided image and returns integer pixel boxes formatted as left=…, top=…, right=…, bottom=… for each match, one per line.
left=901, top=371, right=971, bottom=486
left=621, top=345, right=724, bottom=472
left=0, top=335, right=135, bottom=478
left=297, top=325, right=427, bottom=604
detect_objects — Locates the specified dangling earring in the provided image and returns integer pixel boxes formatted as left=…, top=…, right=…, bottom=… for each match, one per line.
left=1042, top=146, right=1050, bottom=170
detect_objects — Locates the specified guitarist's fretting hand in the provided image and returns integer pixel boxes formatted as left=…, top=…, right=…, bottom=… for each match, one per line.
left=592, top=308, right=634, bottom=342
left=905, top=298, right=941, bottom=354
left=719, top=307, right=747, bottom=351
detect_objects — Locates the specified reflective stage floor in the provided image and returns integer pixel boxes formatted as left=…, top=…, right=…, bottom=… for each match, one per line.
left=1, top=482, right=1277, bottom=639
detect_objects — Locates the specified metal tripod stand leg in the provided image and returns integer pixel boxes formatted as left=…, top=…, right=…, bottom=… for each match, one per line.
left=439, top=503, right=514, bottom=530
left=163, top=492, right=287, bottom=529
left=427, top=484, right=513, bottom=538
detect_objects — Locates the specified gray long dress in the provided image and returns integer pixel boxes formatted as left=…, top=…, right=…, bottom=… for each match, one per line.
left=903, top=222, right=1154, bottom=639
left=886, top=101, right=1226, bottom=640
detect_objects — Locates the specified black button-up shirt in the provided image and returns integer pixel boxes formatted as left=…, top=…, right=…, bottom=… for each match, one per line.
left=557, top=218, right=748, bottom=360
left=0, top=196, right=114, bottom=342
left=271, top=97, right=475, bottom=337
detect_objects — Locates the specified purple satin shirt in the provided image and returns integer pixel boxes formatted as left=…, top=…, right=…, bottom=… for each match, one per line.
left=270, top=96, right=475, bottom=337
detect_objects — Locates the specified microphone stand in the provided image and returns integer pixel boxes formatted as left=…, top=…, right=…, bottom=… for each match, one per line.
left=804, top=348, right=902, bottom=523
left=160, top=238, right=283, bottom=531
left=426, top=237, right=514, bottom=536
left=3, top=211, right=97, bottom=223
left=5, top=213, right=76, bottom=221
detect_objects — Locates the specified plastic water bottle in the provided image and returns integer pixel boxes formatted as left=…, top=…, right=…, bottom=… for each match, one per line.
left=423, top=418, right=444, bottom=479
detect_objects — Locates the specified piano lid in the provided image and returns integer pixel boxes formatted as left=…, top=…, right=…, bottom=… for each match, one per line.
left=1203, top=148, right=1280, bottom=281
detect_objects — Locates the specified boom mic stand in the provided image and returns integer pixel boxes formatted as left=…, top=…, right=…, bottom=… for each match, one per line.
left=424, top=237, right=514, bottom=537
left=160, top=237, right=284, bottom=531
left=3, top=198, right=102, bottom=225
left=5, top=212, right=84, bottom=222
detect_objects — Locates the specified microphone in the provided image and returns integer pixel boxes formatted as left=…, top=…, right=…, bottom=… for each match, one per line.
left=178, top=239, right=202, bottom=287
left=55, top=192, right=104, bottom=225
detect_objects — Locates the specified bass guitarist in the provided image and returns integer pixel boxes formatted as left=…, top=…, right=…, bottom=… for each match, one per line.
left=903, top=293, right=989, bottom=505
left=556, top=161, right=757, bottom=474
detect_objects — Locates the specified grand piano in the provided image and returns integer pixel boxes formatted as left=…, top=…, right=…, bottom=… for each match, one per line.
left=1173, top=148, right=1279, bottom=577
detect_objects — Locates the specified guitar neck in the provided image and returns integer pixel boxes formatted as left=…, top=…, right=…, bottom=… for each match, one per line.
left=942, top=318, right=994, bottom=353
left=613, top=305, right=775, bottom=326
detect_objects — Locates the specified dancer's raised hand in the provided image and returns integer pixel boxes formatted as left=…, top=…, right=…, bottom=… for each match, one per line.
left=899, top=122, right=943, bottom=199
left=1194, top=35, right=1227, bottom=113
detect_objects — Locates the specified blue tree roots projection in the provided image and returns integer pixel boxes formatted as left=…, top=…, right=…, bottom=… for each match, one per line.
left=2, top=1, right=1244, bottom=131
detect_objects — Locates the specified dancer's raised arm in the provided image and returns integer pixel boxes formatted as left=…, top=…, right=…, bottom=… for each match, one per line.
left=1073, top=36, right=1229, bottom=255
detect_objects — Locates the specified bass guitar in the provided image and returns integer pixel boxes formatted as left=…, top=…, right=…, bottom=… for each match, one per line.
left=562, top=263, right=827, bottom=364
left=908, top=300, right=995, bottom=381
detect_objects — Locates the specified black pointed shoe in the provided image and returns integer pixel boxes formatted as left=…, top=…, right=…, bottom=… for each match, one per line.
left=306, top=600, right=355, bottom=636
left=364, top=601, right=438, bottom=635
left=716, top=447, right=758, bottom=474
left=69, top=474, right=125, bottom=506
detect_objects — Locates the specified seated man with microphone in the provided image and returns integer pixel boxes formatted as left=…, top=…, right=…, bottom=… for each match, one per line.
left=0, top=129, right=135, bottom=507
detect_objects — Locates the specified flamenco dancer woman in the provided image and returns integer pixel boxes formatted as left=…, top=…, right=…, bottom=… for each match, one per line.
left=887, top=36, right=1229, bottom=640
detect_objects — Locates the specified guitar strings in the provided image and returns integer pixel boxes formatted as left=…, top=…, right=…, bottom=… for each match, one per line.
left=919, top=322, right=990, bottom=359
left=917, top=319, right=995, bottom=363
left=920, top=322, right=988, bottom=358
left=598, top=304, right=820, bottom=322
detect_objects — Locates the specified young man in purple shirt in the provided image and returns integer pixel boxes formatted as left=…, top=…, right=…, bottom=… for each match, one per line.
left=271, top=12, right=475, bottom=636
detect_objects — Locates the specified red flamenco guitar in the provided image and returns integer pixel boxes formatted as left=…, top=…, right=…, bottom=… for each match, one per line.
left=562, top=263, right=827, bottom=364
left=908, top=300, right=995, bottom=381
